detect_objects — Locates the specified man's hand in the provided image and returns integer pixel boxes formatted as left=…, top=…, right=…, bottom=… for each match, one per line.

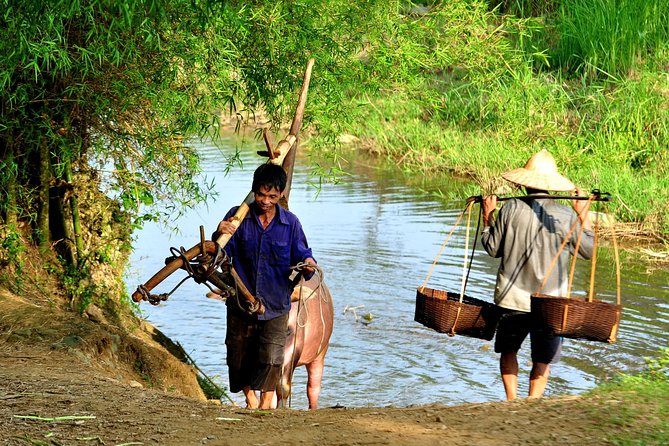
left=572, top=187, right=592, bottom=230
left=481, top=195, right=498, bottom=227
left=215, top=217, right=236, bottom=236
left=301, top=257, right=317, bottom=275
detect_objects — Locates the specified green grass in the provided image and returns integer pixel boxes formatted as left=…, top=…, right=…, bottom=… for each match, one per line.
left=589, top=348, right=669, bottom=445
left=319, top=4, right=669, bottom=239
left=552, top=0, right=669, bottom=77
left=310, top=1, right=669, bottom=238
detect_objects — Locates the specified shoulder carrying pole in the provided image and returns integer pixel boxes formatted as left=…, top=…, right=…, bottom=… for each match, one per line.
left=468, top=190, right=611, bottom=204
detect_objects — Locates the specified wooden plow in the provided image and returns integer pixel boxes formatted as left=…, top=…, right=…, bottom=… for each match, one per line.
left=132, top=58, right=316, bottom=314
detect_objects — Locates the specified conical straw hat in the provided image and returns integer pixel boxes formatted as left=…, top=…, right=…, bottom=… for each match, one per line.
left=502, top=150, right=575, bottom=192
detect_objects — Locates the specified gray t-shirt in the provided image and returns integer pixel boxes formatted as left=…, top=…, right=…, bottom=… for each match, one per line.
left=481, top=198, right=595, bottom=312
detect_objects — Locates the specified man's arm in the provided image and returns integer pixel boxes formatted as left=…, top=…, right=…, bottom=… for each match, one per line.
left=571, top=187, right=593, bottom=231
left=211, top=207, right=239, bottom=257
left=480, top=195, right=504, bottom=258
left=481, top=195, right=498, bottom=228
left=290, top=218, right=316, bottom=279
left=300, top=257, right=317, bottom=275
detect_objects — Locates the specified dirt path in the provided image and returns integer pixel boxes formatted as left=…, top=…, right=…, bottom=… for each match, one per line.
left=1, top=341, right=624, bottom=446
left=0, top=287, right=643, bottom=446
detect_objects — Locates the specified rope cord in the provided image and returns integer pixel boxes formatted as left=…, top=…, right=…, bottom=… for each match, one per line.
left=462, top=202, right=482, bottom=295
left=420, top=204, right=470, bottom=292
left=534, top=194, right=621, bottom=305
left=449, top=202, right=483, bottom=336
left=458, top=202, right=473, bottom=299
left=291, top=263, right=327, bottom=328
left=416, top=200, right=479, bottom=337
left=587, top=203, right=601, bottom=302
left=140, top=245, right=230, bottom=306
left=611, top=207, right=621, bottom=305
left=286, top=289, right=304, bottom=409
left=566, top=209, right=588, bottom=299
left=535, top=195, right=596, bottom=295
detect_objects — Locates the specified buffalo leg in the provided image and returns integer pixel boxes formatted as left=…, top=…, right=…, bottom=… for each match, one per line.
left=305, top=354, right=325, bottom=409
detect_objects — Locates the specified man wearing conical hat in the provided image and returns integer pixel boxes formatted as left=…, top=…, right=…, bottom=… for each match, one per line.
left=481, top=149, right=594, bottom=401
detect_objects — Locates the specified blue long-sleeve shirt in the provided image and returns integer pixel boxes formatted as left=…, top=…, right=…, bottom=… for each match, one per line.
left=222, top=203, right=315, bottom=320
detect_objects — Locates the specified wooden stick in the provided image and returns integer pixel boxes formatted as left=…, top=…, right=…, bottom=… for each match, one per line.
left=282, top=135, right=298, bottom=206
left=132, top=241, right=218, bottom=301
left=469, top=192, right=611, bottom=203
left=262, top=128, right=275, bottom=158
left=214, top=192, right=255, bottom=248
left=289, top=58, right=315, bottom=137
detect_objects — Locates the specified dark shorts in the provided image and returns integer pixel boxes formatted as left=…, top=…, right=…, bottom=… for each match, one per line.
left=494, top=309, right=562, bottom=364
left=225, top=308, right=289, bottom=393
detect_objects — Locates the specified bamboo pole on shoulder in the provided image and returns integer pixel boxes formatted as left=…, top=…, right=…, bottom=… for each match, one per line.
left=214, top=56, right=314, bottom=247
left=132, top=58, right=315, bottom=305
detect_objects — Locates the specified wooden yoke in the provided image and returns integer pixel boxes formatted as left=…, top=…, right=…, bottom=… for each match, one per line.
left=132, top=58, right=315, bottom=307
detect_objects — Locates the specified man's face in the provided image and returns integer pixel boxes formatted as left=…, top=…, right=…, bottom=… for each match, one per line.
left=254, top=185, right=282, bottom=214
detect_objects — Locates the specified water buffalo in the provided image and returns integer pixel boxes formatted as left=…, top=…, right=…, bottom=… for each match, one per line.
left=277, top=273, right=334, bottom=409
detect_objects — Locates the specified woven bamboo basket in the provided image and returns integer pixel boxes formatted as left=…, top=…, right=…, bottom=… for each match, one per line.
left=531, top=293, right=622, bottom=343
left=415, top=287, right=499, bottom=341
left=415, top=200, right=498, bottom=340
left=529, top=193, right=623, bottom=344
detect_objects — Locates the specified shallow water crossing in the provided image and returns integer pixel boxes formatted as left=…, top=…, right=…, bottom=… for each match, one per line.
left=128, top=134, right=669, bottom=409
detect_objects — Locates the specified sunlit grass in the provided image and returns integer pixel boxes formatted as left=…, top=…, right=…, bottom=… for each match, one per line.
left=316, top=2, right=669, bottom=237
left=553, top=0, right=669, bottom=77
left=589, top=348, right=669, bottom=445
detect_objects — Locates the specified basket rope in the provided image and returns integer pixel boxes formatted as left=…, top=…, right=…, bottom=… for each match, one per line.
left=611, top=210, right=621, bottom=305
left=587, top=207, right=601, bottom=302
left=533, top=194, right=591, bottom=336
left=459, top=202, right=473, bottom=297
left=419, top=200, right=474, bottom=294
left=535, top=194, right=596, bottom=296
left=609, top=210, right=622, bottom=340
left=566, top=210, right=587, bottom=299
left=451, top=202, right=474, bottom=334
left=417, top=200, right=482, bottom=337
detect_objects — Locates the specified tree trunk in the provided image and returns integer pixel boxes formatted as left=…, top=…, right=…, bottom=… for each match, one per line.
left=49, top=182, right=76, bottom=266
left=2, top=134, right=18, bottom=227
left=35, top=138, right=50, bottom=250
left=35, top=138, right=51, bottom=250
left=65, top=161, right=84, bottom=265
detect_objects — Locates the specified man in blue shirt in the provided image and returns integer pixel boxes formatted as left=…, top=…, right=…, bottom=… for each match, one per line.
left=213, top=163, right=316, bottom=409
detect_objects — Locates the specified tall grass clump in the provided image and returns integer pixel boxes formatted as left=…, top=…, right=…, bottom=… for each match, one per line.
left=552, top=0, right=669, bottom=77
left=560, top=72, right=669, bottom=231
left=488, top=0, right=559, bottom=17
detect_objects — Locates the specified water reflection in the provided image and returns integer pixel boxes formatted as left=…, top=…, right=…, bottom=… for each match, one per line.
left=128, top=134, right=669, bottom=409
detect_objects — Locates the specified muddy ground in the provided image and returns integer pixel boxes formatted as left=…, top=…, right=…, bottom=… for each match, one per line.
left=0, top=344, right=623, bottom=446
left=0, top=288, right=648, bottom=446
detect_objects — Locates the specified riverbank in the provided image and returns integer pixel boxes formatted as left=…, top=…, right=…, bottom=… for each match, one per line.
left=2, top=334, right=667, bottom=445
left=2, top=264, right=669, bottom=445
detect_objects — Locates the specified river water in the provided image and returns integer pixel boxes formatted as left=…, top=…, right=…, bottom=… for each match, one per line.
left=127, top=133, right=669, bottom=409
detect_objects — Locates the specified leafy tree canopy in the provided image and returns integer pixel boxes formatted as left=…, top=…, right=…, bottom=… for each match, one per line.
left=1, top=0, right=513, bottom=228
left=0, top=0, right=518, bottom=309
